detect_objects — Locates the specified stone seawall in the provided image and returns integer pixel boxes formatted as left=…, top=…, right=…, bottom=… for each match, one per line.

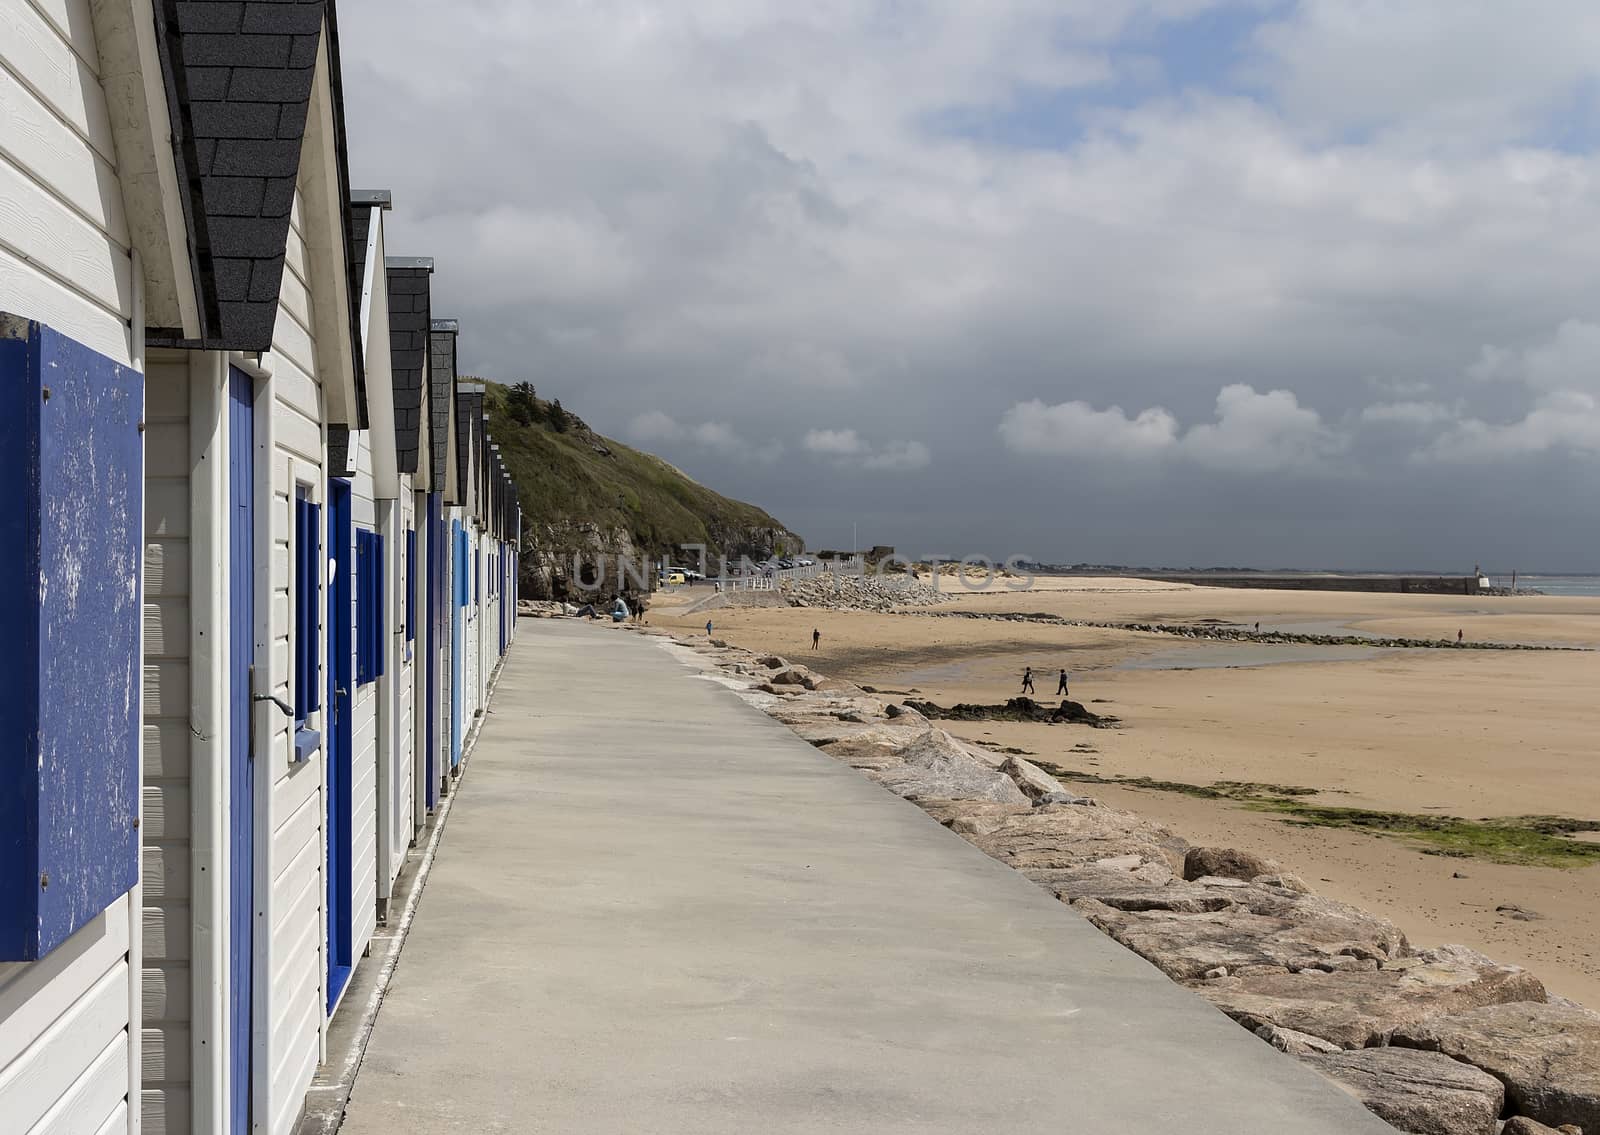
left=664, top=631, right=1600, bottom=1135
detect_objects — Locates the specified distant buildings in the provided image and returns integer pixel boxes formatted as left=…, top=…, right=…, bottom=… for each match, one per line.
left=0, top=5, right=521, bottom=1132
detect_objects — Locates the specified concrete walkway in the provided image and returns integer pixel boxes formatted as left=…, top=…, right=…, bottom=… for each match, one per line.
left=339, top=622, right=1389, bottom=1134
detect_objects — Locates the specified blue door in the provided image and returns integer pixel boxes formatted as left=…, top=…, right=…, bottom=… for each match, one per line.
left=227, top=367, right=255, bottom=1134
left=424, top=493, right=441, bottom=809
left=325, top=479, right=353, bottom=1012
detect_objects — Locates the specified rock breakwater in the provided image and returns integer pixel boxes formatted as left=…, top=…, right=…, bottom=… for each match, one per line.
left=781, top=572, right=951, bottom=611
left=907, top=609, right=1585, bottom=651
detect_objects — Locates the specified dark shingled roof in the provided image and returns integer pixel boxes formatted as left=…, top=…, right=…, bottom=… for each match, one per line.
left=454, top=387, right=476, bottom=514
left=150, top=0, right=366, bottom=424
left=429, top=320, right=457, bottom=492
left=384, top=255, right=432, bottom=476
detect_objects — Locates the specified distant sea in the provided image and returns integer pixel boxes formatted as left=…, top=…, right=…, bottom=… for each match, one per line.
left=1502, top=575, right=1600, bottom=597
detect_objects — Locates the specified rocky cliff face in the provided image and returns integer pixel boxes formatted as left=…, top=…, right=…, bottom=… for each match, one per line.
left=522, top=516, right=801, bottom=603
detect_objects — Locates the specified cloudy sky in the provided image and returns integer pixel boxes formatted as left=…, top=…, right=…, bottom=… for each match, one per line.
left=339, top=1, right=1600, bottom=570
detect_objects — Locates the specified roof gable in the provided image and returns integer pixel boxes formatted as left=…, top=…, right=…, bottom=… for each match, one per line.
left=150, top=0, right=325, bottom=349
left=385, top=256, right=431, bottom=476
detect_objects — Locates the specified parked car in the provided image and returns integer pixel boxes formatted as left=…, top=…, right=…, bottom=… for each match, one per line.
left=663, top=571, right=686, bottom=585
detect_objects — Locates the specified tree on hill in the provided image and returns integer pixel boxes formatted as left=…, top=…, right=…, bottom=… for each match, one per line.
left=508, top=381, right=537, bottom=426
left=550, top=398, right=570, bottom=432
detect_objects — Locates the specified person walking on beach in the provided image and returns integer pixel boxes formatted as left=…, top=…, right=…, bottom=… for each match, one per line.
left=1457, top=628, right=1463, bottom=644
left=1254, top=621, right=1260, bottom=634
left=1056, top=668, right=1069, bottom=696
left=706, top=619, right=713, bottom=638
left=1021, top=666, right=1035, bottom=695
left=812, top=628, right=821, bottom=651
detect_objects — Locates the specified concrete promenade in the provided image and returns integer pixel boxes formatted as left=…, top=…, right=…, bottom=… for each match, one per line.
left=339, top=621, right=1388, bottom=1133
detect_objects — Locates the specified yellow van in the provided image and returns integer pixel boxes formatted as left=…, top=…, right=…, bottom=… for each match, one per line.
left=665, top=571, right=686, bottom=585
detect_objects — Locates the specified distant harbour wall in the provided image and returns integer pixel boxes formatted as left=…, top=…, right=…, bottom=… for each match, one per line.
left=1126, top=574, right=1484, bottom=595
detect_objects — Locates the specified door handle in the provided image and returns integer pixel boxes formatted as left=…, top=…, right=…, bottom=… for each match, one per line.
left=336, top=686, right=349, bottom=698
left=253, top=692, right=295, bottom=716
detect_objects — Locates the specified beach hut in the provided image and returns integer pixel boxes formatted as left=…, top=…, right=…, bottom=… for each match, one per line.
left=383, top=256, right=435, bottom=846
left=427, top=320, right=461, bottom=799
left=0, top=2, right=363, bottom=1132
left=132, top=7, right=367, bottom=1133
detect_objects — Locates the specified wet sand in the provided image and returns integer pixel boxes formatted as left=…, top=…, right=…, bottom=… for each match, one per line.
left=654, top=577, right=1600, bottom=1006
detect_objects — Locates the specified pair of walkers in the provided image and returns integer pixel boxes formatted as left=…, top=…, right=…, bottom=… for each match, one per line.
left=1020, top=667, right=1069, bottom=697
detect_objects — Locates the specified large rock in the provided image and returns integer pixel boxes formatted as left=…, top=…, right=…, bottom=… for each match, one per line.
left=950, top=802, right=1184, bottom=873
left=1391, top=1001, right=1600, bottom=1133
left=1501, top=1117, right=1582, bottom=1135
left=767, top=665, right=813, bottom=686
left=1255, top=1023, right=1342, bottom=1056
left=1183, top=846, right=1279, bottom=882
left=867, top=730, right=1029, bottom=805
left=1302, top=1047, right=1504, bottom=1135
left=998, top=755, right=1066, bottom=800
left=1075, top=893, right=1407, bottom=983
left=1196, top=957, right=1547, bottom=1049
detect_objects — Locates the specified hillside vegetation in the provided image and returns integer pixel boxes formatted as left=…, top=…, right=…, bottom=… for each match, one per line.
left=482, top=381, right=800, bottom=599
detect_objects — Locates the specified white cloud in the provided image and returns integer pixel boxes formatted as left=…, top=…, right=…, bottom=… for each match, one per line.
left=1001, top=384, right=1341, bottom=472
left=802, top=428, right=867, bottom=456
left=1467, top=319, right=1600, bottom=393
left=1422, top=320, right=1600, bottom=460
left=804, top=429, right=930, bottom=471
left=1427, top=391, right=1600, bottom=460
left=998, top=399, right=1178, bottom=457
left=1252, top=0, right=1600, bottom=144
left=1181, top=385, right=1342, bottom=472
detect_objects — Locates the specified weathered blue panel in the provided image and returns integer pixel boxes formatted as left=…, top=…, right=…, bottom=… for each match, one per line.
left=0, top=315, right=142, bottom=961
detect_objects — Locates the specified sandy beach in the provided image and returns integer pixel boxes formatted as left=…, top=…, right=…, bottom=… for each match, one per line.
left=652, top=577, right=1600, bottom=1007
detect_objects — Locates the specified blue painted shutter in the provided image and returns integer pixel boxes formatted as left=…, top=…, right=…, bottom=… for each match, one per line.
left=372, top=533, right=385, bottom=678
left=354, top=531, right=368, bottom=685
left=295, top=497, right=321, bottom=717
left=354, top=530, right=385, bottom=685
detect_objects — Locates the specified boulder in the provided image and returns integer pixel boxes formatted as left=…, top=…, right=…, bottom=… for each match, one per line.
left=1390, top=1001, right=1600, bottom=1133
left=1195, top=957, right=1547, bottom=1049
left=1254, top=1023, right=1342, bottom=1056
left=867, top=730, right=1029, bottom=805
left=1016, top=857, right=1196, bottom=906
left=1302, top=1047, right=1504, bottom=1135
left=1035, top=790, right=1098, bottom=807
left=1252, top=872, right=1313, bottom=894
left=1502, top=1117, right=1581, bottom=1135
left=999, top=755, right=1066, bottom=801
left=1184, top=846, right=1280, bottom=882
left=768, top=666, right=812, bottom=686
left=1074, top=894, right=1407, bottom=984
left=916, top=799, right=1033, bottom=829
left=952, top=802, right=1183, bottom=873
left=756, top=655, right=789, bottom=669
